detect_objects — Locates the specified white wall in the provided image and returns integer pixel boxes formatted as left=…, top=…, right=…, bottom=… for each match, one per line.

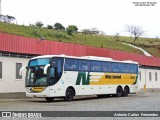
left=139, top=67, right=160, bottom=89
left=0, top=56, right=29, bottom=93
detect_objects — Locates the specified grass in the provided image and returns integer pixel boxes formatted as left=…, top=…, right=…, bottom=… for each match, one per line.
left=0, top=22, right=160, bottom=57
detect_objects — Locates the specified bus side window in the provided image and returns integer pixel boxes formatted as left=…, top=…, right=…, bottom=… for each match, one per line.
left=64, top=58, right=78, bottom=71
left=112, top=63, right=121, bottom=73
left=102, top=62, right=112, bottom=72
left=122, top=64, right=129, bottom=73
left=78, top=60, right=90, bottom=71
left=91, top=61, right=101, bottom=72
left=130, top=64, right=138, bottom=74
left=51, top=58, right=64, bottom=79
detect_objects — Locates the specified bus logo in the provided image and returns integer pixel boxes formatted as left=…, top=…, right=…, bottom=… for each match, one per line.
left=76, top=72, right=90, bottom=85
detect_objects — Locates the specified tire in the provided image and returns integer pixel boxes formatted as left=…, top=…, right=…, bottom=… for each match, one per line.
left=45, top=97, right=54, bottom=102
left=123, top=86, right=130, bottom=97
left=64, top=88, right=75, bottom=101
left=116, top=86, right=123, bottom=97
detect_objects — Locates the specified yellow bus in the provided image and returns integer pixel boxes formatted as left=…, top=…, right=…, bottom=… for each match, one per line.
left=20, top=55, right=139, bottom=101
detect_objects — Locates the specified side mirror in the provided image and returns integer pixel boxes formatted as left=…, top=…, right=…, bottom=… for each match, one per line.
left=19, top=66, right=26, bottom=76
left=44, top=64, right=50, bottom=74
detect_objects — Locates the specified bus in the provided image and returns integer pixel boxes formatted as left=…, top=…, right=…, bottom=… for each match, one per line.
left=20, top=55, right=139, bottom=101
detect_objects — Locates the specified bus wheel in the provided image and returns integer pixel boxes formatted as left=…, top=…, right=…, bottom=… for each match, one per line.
left=64, top=88, right=75, bottom=101
left=123, top=86, right=130, bottom=97
left=45, top=97, right=54, bottom=102
left=116, top=86, right=123, bottom=97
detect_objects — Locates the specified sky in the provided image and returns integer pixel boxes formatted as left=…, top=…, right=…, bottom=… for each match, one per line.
left=1, top=0, right=160, bottom=38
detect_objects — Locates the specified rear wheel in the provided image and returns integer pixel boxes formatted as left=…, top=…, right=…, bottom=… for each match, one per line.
left=123, top=86, right=130, bottom=97
left=64, top=88, right=75, bottom=101
left=116, top=86, right=123, bottom=97
left=45, top=97, right=54, bottom=102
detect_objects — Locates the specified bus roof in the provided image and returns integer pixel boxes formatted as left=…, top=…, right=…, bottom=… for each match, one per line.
left=30, top=54, right=138, bottom=64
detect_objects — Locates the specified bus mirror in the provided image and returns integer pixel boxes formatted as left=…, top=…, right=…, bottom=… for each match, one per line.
left=44, top=64, right=50, bottom=74
left=19, top=66, right=26, bottom=76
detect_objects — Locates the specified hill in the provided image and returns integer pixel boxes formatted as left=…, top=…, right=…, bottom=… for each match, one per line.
left=0, top=22, right=160, bottom=57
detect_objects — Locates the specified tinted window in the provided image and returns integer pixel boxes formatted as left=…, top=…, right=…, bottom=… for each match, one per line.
left=139, top=71, right=141, bottom=81
left=130, top=64, right=138, bottom=73
left=155, top=72, right=158, bottom=81
left=122, top=64, right=129, bottom=73
left=16, top=63, right=22, bottom=79
left=51, top=57, right=64, bottom=79
left=29, top=58, right=50, bottom=67
left=112, top=63, right=121, bottom=72
left=64, top=59, right=78, bottom=71
left=91, top=61, right=101, bottom=72
left=102, top=62, right=112, bottom=72
left=149, top=72, right=152, bottom=81
left=78, top=60, right=90, bottom=71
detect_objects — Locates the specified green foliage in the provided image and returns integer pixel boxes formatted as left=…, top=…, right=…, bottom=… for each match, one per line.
left=54, top=23, right=65, bottom=30
left=66, top=25, right=78, bottom=35
left=35, top=21, right=44, bottom=28
left=0, top=15, right=16, bottom=23
left=47, top=25, right=53, bottom=29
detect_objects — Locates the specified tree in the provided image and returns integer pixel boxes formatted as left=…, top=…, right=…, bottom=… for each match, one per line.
left=81, top=29, right=91, bottom=35
left=54, top=22, right=65, bottom=30
left=114, top=33, right=120, bottom=41
left=81, top=28, right=100, bottom=36
left=47, top=25, right=53, bottom=29
left=0, top=15, right=15, bottom=23
left=66, top=25, right=78, bottom=35
left=125, top=25, right=145, bottom=42
left=35, top=21, right=44, bottom=28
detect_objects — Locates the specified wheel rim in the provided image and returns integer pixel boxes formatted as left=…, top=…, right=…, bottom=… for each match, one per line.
left=67, top=91, right=72, bottom=98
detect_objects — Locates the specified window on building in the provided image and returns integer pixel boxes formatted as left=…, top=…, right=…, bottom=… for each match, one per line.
left=139, top=71, right=141, bottom=81
left=149, top=72, right=152, bottom=81
left=16, top=63, right=22, bottom=79
left=0, top=62, right=2, bottom=79
left=155, top=72, right=158, bottom=81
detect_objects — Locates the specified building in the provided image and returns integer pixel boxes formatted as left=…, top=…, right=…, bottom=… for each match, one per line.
left=0, top=33, right=160, bottom=94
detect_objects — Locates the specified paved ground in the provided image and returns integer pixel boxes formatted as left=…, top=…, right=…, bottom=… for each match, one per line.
left=0, top=92, right=160, bottom=120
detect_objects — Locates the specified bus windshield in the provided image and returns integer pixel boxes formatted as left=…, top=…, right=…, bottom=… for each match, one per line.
left=26, top=58, right=51, bottom=87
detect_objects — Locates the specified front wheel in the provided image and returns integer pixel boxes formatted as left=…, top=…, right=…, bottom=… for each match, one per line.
left=45, top=97, right=54, bottom=102
left=64, top=88, right=75, bottom=101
